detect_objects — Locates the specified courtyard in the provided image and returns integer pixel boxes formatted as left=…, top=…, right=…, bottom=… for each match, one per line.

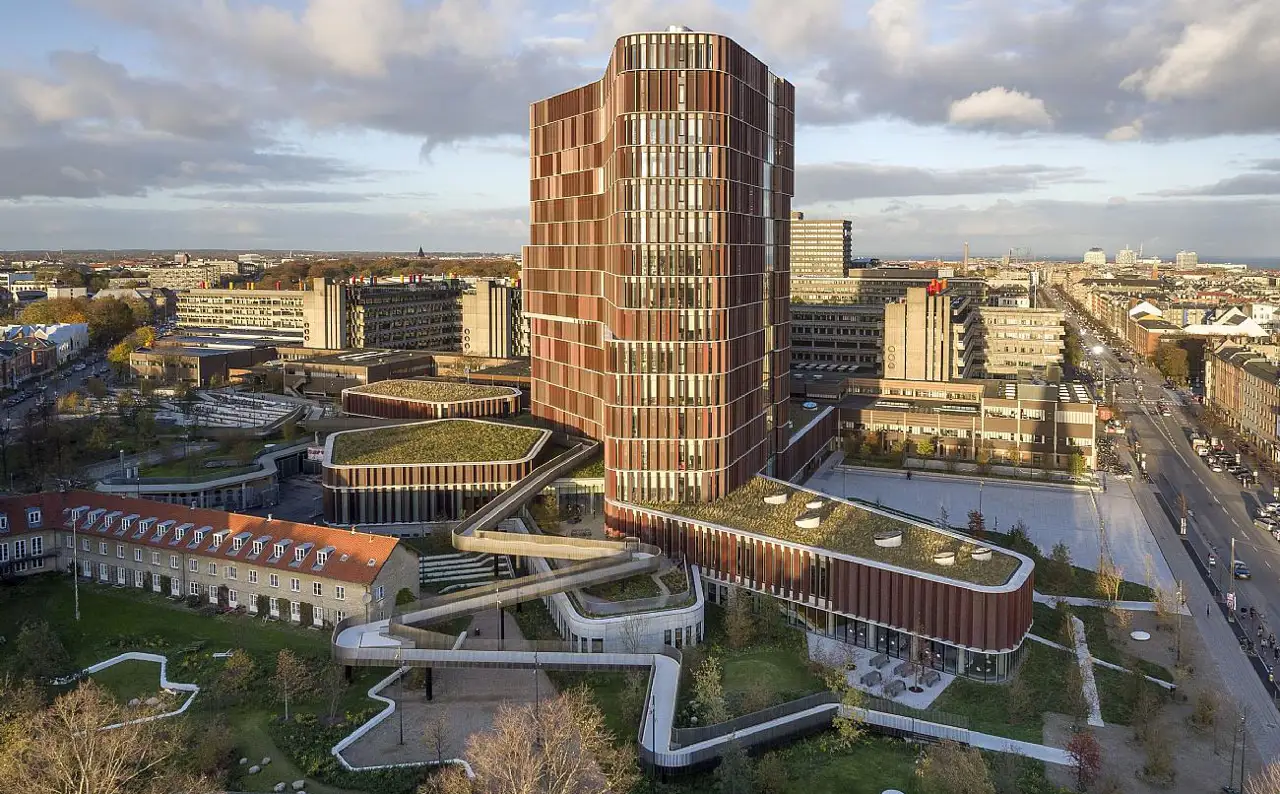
left=806, top=458, right=1177, bottom=590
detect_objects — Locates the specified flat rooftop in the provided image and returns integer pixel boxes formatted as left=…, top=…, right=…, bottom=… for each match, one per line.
left=301, top=348, right=435, bottom=367
left=634, top=477, right=1023, bottom=588
left=789, top=400, right=833, bottom=439
left=328, top=419, right=546, bottom=466
left=346, top=379, right=516, bottom=402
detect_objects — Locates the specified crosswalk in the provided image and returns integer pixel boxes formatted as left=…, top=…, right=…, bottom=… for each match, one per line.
left=1112, top=398, right=1166, bottom=406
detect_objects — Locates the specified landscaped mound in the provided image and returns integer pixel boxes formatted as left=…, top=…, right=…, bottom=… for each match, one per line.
left=348, top=379, right=513, bottom=402
left=639, top=477, right=1021, bottom=587
left=330, top=420, right=544, bottom=466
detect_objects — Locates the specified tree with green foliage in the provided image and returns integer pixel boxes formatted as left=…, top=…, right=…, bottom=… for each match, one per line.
left=1154, top=342, right=1189, bottom=384
left=396, top=587, right=418, bottom=606
left=725, top=590, right=758, bottom=650
left=916, top=436, right=936, bottom=457
left=1068, top=449, right=1088, bottom=478
left=298, top=600, right=314, bottom=627
left=1045, top=542, right=1075, bottom=592
left=715, top=741, right=755, bottom=794
left=217, top=649, right=256, bottom=695
left=754, top=751, right=788, bottom=794
left=11, top=621, right=72, bottom=681
left=693, top=655, right=730, bottom=726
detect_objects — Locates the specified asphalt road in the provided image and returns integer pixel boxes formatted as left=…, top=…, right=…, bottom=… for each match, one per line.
left=1052, top=291, right=1280, bottom=754
left=3, top=353, right=110, bottom=430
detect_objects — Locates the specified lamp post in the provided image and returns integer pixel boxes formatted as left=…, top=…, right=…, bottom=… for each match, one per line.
left=71, top=515, right=80, bottom=621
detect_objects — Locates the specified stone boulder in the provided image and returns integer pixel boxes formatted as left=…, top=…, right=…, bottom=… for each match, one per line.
left=261, top=756, right=271, bottom=766
left=144, top=697, right=160, bottom=707
left=291, top=781, right=306, bottom=790
left=238, top=757, right=248, bottom=765
left=247, top=765, right=261, bottom=775
left=127, top=698, right=140, bottom=708
left=273, top=783, right=286, bottom=793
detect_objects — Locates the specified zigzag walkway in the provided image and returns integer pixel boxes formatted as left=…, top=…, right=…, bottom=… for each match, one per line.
left=331, top=438, right=1074, bottom=770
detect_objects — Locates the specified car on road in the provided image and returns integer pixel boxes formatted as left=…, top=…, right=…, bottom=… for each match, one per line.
left=1210, top=462, right=1224, bottom=472
left=1255, top=517, right=1277, bottom=531
left=1234, top=561, right=1253, bottom=579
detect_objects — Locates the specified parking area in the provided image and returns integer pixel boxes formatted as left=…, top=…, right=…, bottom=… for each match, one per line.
left=806, top=460, right=1176, bottom=590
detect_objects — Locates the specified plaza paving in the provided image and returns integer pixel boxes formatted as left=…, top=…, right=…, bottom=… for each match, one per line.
left=805, top=459, right=1175, bottom=591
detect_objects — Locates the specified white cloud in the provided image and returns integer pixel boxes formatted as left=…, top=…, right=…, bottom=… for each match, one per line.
left=947, top=87, right=1053, bottom=129
left=1105, top=119, right=1144, bottom=141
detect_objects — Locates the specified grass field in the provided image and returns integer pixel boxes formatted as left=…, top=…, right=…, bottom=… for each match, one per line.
left=0, top=575, right=393, bottom=794
left=930, top=641, right=1075, bottom=743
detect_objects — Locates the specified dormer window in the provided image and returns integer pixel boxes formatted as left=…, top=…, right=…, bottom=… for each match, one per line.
left=210, top=530, right=228, bottom=550
left=139, top=518, right=155, bottom=537
left=315, top=550, right=328, bottom=566
left=173, top=525, right=186, bottom=542
left=26, top=508, right=41, bottom=528
left=294, top=548, right=305, bottom=561
left=232, top=536, right=245, bottom=551
left=273, top=543, right=285, bottom=558
left=0, top=514, right=8, bottom=533
left=252, top=540, right=264, bottom=555
left=193, top=529, right=205, bottom=544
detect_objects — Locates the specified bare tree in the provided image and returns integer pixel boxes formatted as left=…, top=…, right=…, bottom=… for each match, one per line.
left=1246, top=761, right=1280, bottom=794
left=1066, top=728, right=1103, bottom=791
left=273, top=649, right=315, bottom=721
left=322, top=663, right=348, bottom=723
left=464, top=686, right=638, bottom=794
left=417, top=764, right=473, bottom=794
left=915, top=741, right=995, bottom=794
left=424, top=714, right=450, bottom=766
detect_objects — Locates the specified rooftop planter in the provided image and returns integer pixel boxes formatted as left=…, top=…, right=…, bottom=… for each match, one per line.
left=348, top=379, right=514, bottom=402
left=329, top=420, right=544, bottom=466
left=874, top=529, right=904, bottom=548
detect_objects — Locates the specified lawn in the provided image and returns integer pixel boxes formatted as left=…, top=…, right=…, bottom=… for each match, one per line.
left=329, top=419, right=545, bottom=466
left=930, top=641, right=1075, bottom=743
left=659, top=566, right=689, bottom=594
left=0, top=575, right=410, bottom=794
left=582, top=573, right=662, bottom=602
left=400, top=531, right=456, bottom=556
left=88, top=659, right=169, bottom=702
left=985, top=529, right=1156, bottom=601
left=657, top=735, right=919, bottom=794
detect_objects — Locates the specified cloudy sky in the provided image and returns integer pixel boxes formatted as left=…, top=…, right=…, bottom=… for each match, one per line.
left=1, top=0, right=1278, bottom=258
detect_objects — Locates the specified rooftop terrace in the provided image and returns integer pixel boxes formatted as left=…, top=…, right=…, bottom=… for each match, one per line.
left=636, top=477, right=1023, bottom=588
left=329, top=419, right=546, bottom=466
left=346, top=379, right=515, bottom=402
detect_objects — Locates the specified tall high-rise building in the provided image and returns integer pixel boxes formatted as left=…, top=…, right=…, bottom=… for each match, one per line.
left=1083, top=247, right=1107, bottom=266
left=1116, top=246, right=1137, bottom=266
left=1176, top=250, right=1199, bottom=268
left=788, top=211, right=851, bottom=277
left=525, top=28, right=795, bottom=503
left=883, top=286, right=956, bottom=381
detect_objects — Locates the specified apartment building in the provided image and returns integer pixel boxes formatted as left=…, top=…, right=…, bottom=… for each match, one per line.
left=788, top=211, right=851, bottom=278
left=0, top=491, right=418, bottom=624
left=791, top=269, right=985, bottom=305
left=790, top=304, right=884, bottom=371
left=526, top=28, right=794, bottom=503
left=1205, top=344, right=1280, bottom=463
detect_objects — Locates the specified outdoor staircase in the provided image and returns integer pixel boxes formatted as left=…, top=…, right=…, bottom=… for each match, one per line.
left=419, top=551, right=514, bottom=593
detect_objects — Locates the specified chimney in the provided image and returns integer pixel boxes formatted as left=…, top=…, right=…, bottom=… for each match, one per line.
left=266, top=514, right=272, bottom=522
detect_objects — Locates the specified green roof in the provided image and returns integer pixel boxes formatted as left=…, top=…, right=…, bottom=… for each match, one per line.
left=347, top=379, right=515, bottom=402
left=635, top=477, right=1022, bottom=587
left=329, top=420, right=545, bottom=466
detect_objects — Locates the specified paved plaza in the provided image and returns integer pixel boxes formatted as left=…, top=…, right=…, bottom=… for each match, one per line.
left=805, top=459, right=1175, bottom=591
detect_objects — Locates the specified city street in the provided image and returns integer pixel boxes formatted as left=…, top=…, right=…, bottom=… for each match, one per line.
left=1057, top=294, right=1280, bottom=756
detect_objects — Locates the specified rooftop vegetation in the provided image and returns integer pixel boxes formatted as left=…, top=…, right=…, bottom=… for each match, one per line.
left=348, top=379, right=513, bottom=402
left=637, top=477, right=1022, bottom=587
left=329, top=419, right=544, bottom=466
left=568, top=455, right=605, bottom=479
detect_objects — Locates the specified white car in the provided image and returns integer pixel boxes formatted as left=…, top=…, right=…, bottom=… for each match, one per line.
left=1210, top=462, right=1224, bottom=472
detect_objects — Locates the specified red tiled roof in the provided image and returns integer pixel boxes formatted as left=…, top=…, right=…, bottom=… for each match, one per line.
left=0, top=491, right=402, bottom=586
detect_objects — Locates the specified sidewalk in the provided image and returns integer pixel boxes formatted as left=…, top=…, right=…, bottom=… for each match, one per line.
left=1125, top=473, right=1280, bottom=756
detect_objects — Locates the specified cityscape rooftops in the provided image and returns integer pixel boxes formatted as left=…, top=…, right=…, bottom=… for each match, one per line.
left=327, top=418, right=548, bottom=466
left=630, top=477, right=1028, bottom=588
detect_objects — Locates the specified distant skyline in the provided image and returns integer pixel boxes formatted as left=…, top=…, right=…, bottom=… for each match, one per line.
left=0, top=0, right=1277, bottom=256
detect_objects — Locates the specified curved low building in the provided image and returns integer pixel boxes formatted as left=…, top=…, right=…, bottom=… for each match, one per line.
left=322, top=419, right=550, bottom=525
left=610, top=476, right=1035, bottom=681
left=341, top=379, right=521, bottom=421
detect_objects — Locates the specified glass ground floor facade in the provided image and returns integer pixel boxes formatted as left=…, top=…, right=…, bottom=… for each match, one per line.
left=704, top=575, right=1023, bottom=682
